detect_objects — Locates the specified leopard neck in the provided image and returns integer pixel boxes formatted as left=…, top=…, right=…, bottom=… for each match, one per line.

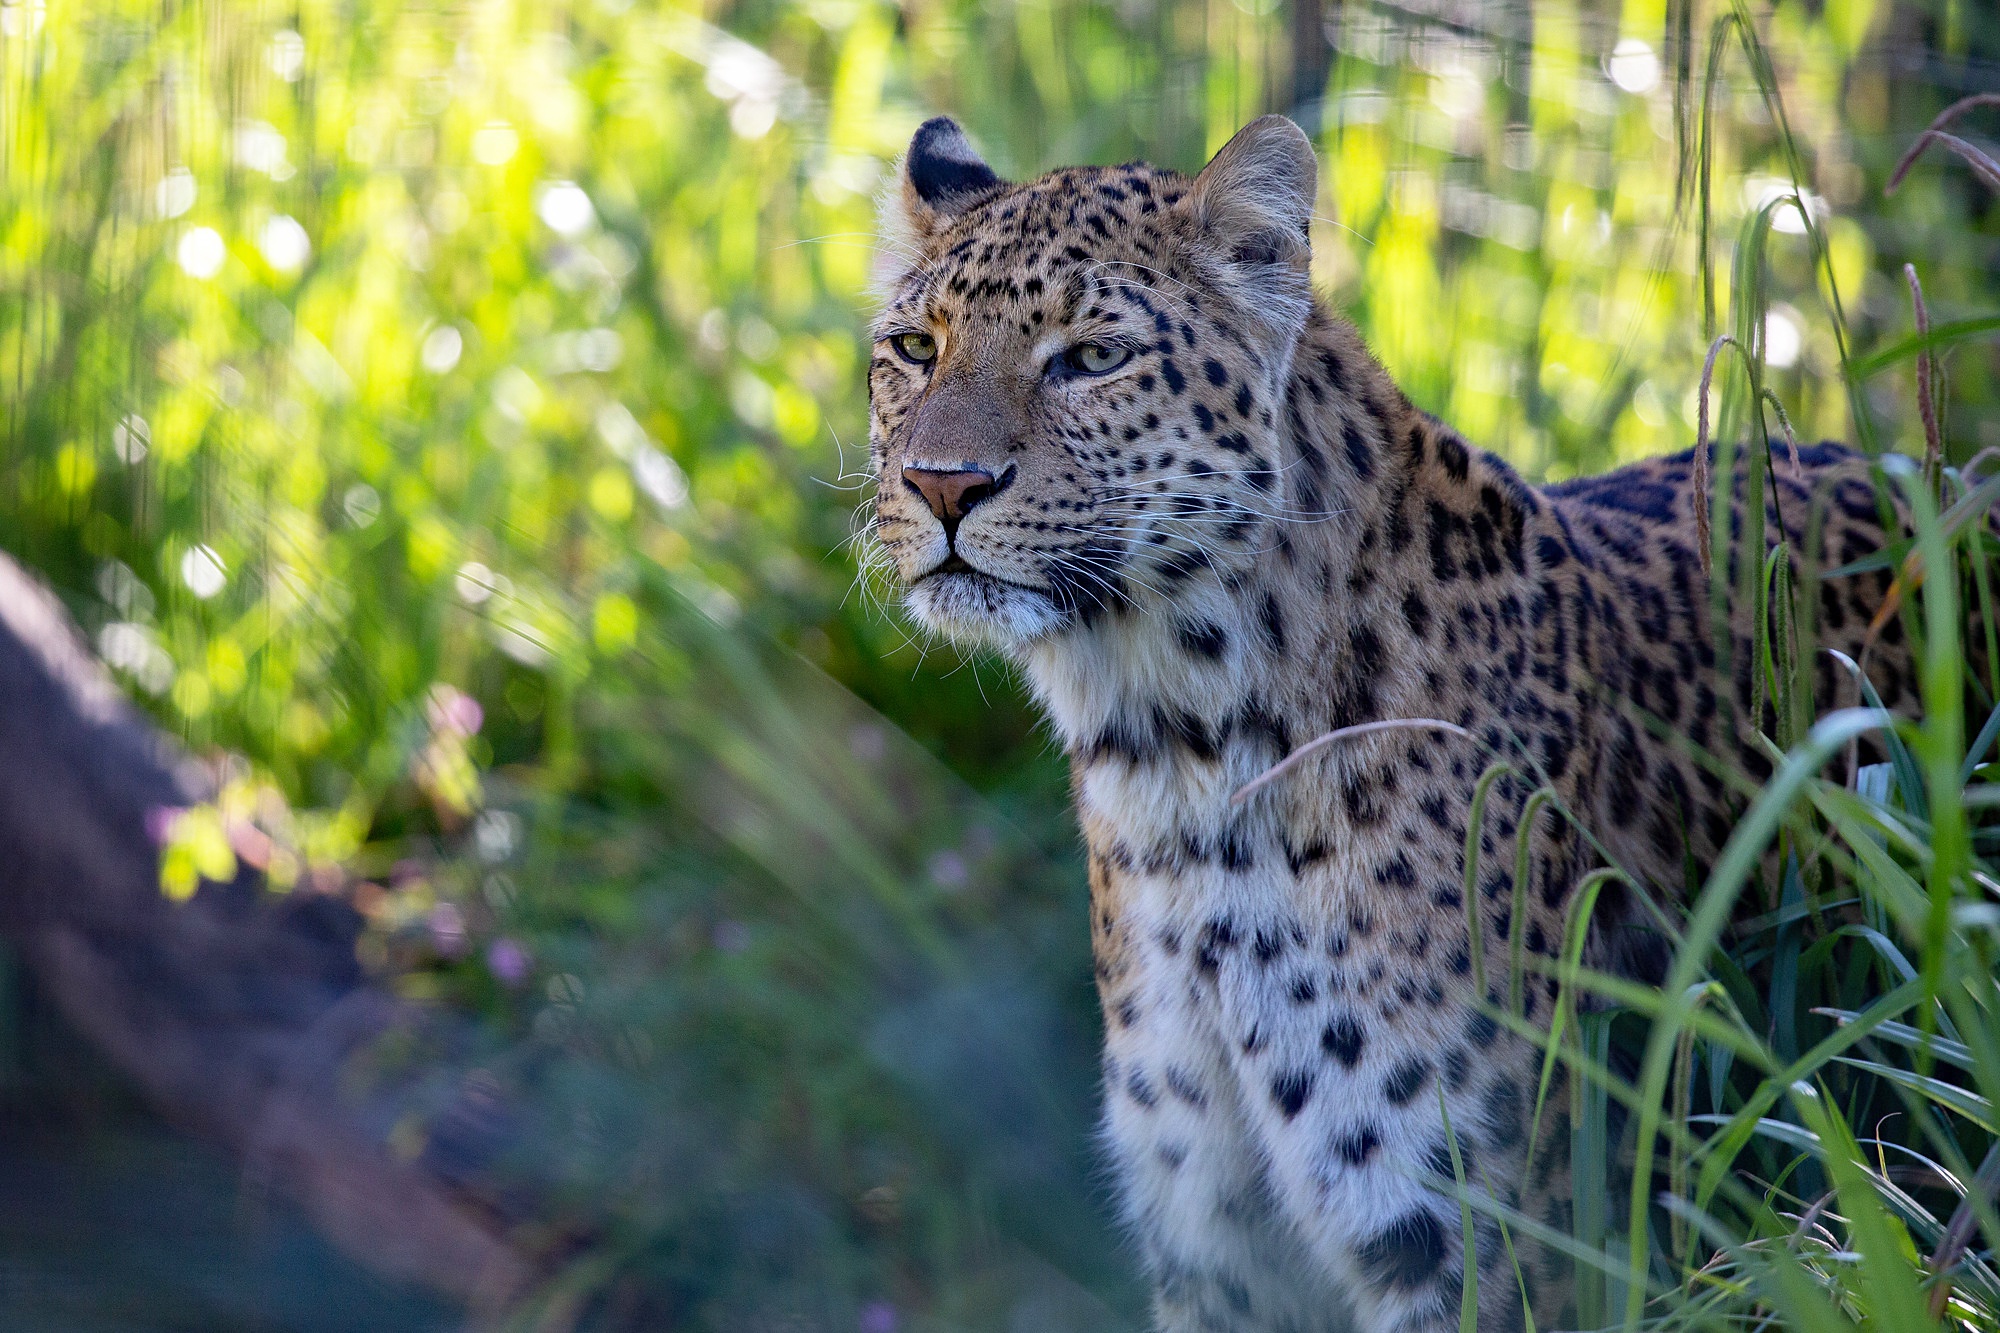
left=1017, top=307, right=1469, bottom=818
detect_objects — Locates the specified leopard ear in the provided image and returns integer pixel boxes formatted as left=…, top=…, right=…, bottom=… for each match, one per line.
left=886, top=118, right=1005, bottom=235
left=1184, top=115, right=1316, bottom=272
left=905, top=118, right=1003, bottom=209
left=876, top=117, right=1006, bottom=290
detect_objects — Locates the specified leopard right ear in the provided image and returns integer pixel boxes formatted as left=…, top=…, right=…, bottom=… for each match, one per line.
left=1177, top=116, right=1317, bottom=340
left=1184, top=115, right=1316, bottom=271
left=879, top=118, right=1006, bottom=255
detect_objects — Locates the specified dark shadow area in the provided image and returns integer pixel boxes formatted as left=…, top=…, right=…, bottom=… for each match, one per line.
left=0, top=955, right=455, bottom=1333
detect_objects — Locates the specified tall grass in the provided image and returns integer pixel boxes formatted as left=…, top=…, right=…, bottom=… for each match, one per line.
left=1444, top=24, right=2000, bottom=1325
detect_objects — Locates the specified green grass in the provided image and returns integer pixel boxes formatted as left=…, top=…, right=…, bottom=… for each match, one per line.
left=1436, top=21, right=2000, bottom=1324
left=1540, top=31, right=2000, bottom=1323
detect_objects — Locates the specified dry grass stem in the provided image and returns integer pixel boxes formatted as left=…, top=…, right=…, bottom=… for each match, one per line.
left=1230, top=719, right=1475, bottom=805
left=1886, top=93, right=2000, bottom=196
left=1905, top=264, right=1942, bottom=489
left=1693, top=333, right=1740, bottom=578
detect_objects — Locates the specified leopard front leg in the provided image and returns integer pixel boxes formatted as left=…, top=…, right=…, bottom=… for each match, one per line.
left=1304, top=1020, right=1568, bottom=1328
left=1102, top=956, right=1351, bottom=1331
left=1203, top=921, right=1569, bottom=1333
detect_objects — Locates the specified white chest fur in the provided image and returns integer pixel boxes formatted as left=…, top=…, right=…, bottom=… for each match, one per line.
left=1021, top=615, right=1497, bottom=1331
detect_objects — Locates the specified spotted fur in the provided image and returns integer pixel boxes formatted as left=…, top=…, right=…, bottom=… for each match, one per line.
left=864, top=116, right=1915, bottom=1332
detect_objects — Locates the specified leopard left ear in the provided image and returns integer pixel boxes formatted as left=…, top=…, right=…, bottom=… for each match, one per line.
left=877, top=117, right=1007, bottom=290
left=905, top=117, right=1003, bottom=211
left=885, top=118, right=1005, bottom=237
left=1184, top=115, right=1317, bottom=272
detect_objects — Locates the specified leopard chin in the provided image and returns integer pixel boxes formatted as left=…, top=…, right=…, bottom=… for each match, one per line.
left=903, top=566, right=1067, bottom=646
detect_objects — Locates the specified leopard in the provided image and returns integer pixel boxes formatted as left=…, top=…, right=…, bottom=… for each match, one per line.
left=862, top=113, right=1918, bottom=1332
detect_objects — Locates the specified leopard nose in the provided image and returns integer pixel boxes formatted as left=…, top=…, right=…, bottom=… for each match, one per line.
left=902, top=465, right=1001, bottom=538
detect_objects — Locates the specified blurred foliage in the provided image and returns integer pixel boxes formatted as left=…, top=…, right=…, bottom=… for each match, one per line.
left=2, top=0, right=2000, bottom=1329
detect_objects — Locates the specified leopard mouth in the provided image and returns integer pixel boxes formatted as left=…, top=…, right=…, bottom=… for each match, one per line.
left=905, top=553, right=1066, bottom=643
left=915, top=551, right=1042, bottom=595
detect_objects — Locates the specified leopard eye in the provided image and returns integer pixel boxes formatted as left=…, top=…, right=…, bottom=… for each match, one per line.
left=890, top=331, right=938, bottom=365
left=1064, top=342, right=1131, bottom=376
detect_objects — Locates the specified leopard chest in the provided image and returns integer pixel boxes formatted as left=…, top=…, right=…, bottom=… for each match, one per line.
left=1074, top=749, right=1513, bottom=1303
left=1076, top=736, right=1474, bottom=989
left=1086, top=825, right=1463, bottom=1082
left=1075, top=748, right=1473, bottom=1118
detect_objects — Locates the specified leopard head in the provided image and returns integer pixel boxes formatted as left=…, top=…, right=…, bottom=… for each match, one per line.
left=865, top=115, right=1321, bottom=650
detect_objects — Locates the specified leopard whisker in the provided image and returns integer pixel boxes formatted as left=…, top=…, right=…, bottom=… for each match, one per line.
left=1053, top=522, right=1301, bottom=566
left=1091, top=491, right=1352, bottom=528
left=1043, top=541, right=1173, bottom=610
left=1092, top=496, right=1352, bottom=529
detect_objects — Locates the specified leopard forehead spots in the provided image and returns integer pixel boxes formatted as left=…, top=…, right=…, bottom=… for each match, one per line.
left=859, top=117, right=1922, bottom=1333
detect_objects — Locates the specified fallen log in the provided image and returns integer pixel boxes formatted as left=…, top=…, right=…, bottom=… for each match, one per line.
left=0, top=551, right=533, bottom=1316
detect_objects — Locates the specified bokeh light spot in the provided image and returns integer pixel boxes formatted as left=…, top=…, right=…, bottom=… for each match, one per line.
left=422, top=325, right=464, bottom=373
left=112, top=413, right=150, bottom=464
left=180, top=544, right=227, bottom=599
left=1608, top=39, right=1661, bottom=94
left=155, top=168, right=196, bottom=219
left=471, top=120, right=519, bottom=165
left=259, top=214, right=311, bottom=272
left=176, top=227, right=226, bottom=279
left=537, top=181, right=595, bottom=236
left=1764, top=309, right=1803, bottom=369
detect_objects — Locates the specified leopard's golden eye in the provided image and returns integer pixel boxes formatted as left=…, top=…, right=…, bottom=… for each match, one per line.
left=891, top=331, right=938, bottom=365
left=1065, top=342, right=1131, bottom=375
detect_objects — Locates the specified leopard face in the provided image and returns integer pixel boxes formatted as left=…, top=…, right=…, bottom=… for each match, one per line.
left=866, top=117, right=1321, bottom=649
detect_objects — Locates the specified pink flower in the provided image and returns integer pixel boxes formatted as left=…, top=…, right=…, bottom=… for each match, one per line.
left=145, top=805, right=185, bottom=845
left=428, top=901, right=468, bottom=957
left=426, top=684, right=484, bottom=737
left=486, top=938, right=531, bottom=986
